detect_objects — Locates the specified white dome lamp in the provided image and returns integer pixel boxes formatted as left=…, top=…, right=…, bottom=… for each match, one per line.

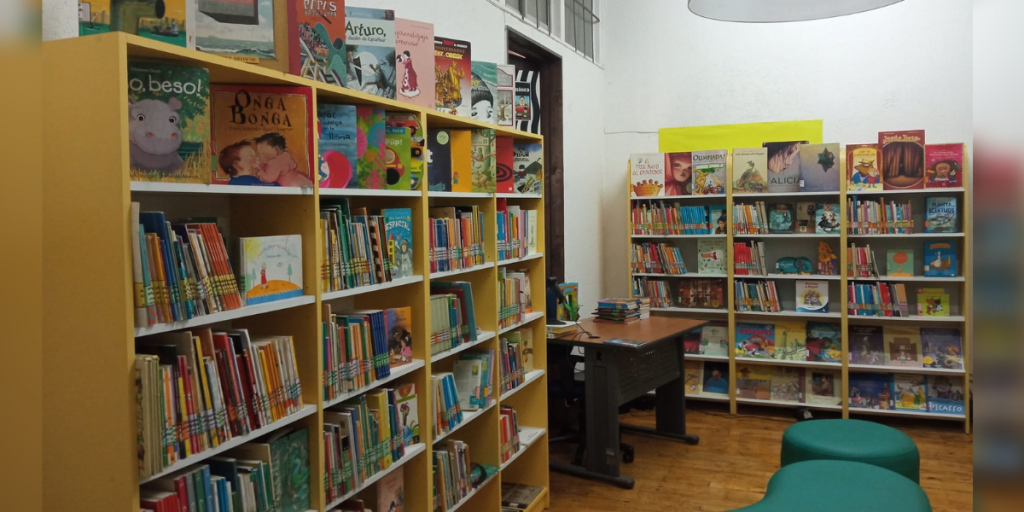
left=688, top=0, right=904, bottom=22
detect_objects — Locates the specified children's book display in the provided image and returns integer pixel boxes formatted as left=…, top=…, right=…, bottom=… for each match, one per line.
left=764, top=141, right=803, bottom=193
left=879, top=130, right=926, bottom=190
left=665, top=152, right=694, bottom=196
left=238, top=235, right=304, bottom=306
left=798, top=143, right=840, bottom=192
left=692, top=150, right=727, bottom=195
left=847, top=197, right=913, bottom=234
left=925, top=197, right=958, bottom=233
left=395, top=18, right=436, bottom=109
left=732, top=147, right=768, bottom=193
left=795, top=280, right=829, bottom=313
left=924, top=242, right=957, bottom=277
left=513, top=143, right=544, bottom=195
left=846, top=144, right=882, bottom=192
left=320, top=200, right=414, bottom=292
left=631, top=202, right=717, bottom=235
left=698, top=239, right=727, bottom=275
left=434, top=37, right=472, bottom=116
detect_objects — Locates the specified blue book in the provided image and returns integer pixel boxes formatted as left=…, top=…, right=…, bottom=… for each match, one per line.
left=201, top=465, right=214, bottom=512
left=926, top=375, right=965, bottom=415
left=381, top=208, right=414, bottom=279
left=428, top=129, right=453, bottom=191
left=923, top=241, right=957, bottom=277
left=849, top=373, right=896, bottom=410
left=925, top=197, right=958, bottom=233
left=317, top=105, right=358, bottom=188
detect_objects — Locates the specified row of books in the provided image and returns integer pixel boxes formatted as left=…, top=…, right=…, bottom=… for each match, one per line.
left=633, top=278, right=673, bottom=308
left=850, top=372, right=966, bottom=415
left=733, top=202, right=769, bottom=234
left=848, top=244, right=881, bottom=277
left=850, top=326, right=964, bottom=369
left=848, top=283, right=912, bottom=317
left=629, top=203, right=726, bottom=235
left=435, top=350, right=497, bottom=437
left=318, top=106, right=424, bottom=190
left=321, top=201, right=415, bottom=293
left=631, top=240, right=729, bottom=276
left=135, top=328, right=303, bottom=477
left=499, top=406, right=522, bottom=464
left=760, top=202, right=841, bottom=235
left=846, top=197, right=914, bottom=235
left=433, top=441, right=477, bottom=512
left=497, top=203, right=538, bottom=261
left=498, top=268, right=532, bottom=329
left=430, top=281, right=479, bottom=355
left=733, top=321, right=842, bottom=362
left=428, top=130, right=543, bottom=194
left=734, top=280, right=782, bottom=313
left=321, top=305, right=414, bottom=402
left=734, top=241, right=768, bottom=275
left=429, top=206, right=486, bottom=273
left=499, top=330, right=536, bottom=394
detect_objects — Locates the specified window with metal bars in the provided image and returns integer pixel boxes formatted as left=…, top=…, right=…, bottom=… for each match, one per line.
left=505, top=0, right=552, bottom=33
left=563, top=0, right=598, bottom=60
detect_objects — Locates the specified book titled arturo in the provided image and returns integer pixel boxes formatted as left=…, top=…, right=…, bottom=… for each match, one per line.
left=345, top=7, right=396, bottom=99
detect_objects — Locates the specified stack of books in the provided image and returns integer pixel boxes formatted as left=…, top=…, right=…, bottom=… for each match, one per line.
left=593, top=298, right=650, bottom=324
left=546, top=322, right=578, bottom=338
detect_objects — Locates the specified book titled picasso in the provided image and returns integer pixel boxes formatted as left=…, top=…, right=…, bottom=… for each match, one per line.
left=239, top=235, right=304, bottom=306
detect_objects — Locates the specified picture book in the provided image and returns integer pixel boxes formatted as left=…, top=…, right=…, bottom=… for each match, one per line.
left=796, top=202, right=816, bottom=234
left=377, top=462, right=405, bottom=512
left=764, top=141, right=804, bottom=193
left=211, top=85, right=314, bottom=187
left=353, top=107, right=388, bottom=189
left=923, top=242, right=957, bottom=277
left=806, top=322, right=842, bottom=364
left=736, top=364, right=772, bottom=400
left=921, top=328, right=963, bottom=370
left=238, top=235, right=304, bottom=306
left=428, top=129, right=453, bottom=191
left=925, top=197, right=958, bottom=233
left=435, top=37, right=473, bottom=117
left=520, top=329, right=535, bottom=372
left=683, top=331, right=702, bottom=355
left=771, top=367, right=804, bottom=403
left=732, top=147, right=768, bottom=193
left=127, top=61, right=211, bottom=183
left=926, top=375, right=965, bottom=415
left=795, top=280, right=829, bottom=314
left=514, top=69, right=541, bottom=133
left=879, top=130, right=926, bottom=190
left=925, top=143, right=964, bottom=188
left=344, top=7, right=396, bottom=99
left=711, top=206, right=728, bottom=234
left=386, top=307, right=414, bottom=368
left=386, top=112, right=425, bottom=190
left=692, top=150, right=727, bottom=195
left=471, top=61, right=500, bottom=124
left=799, top=143, right=841, bottom=192
left=383, top=208, right=414, bottom=280
left=450, top=130, right=473, bottom=192
left=630, top=153, right=667, bottom=197
left=884, top=326, right=923, bottom=367
left=556, top=283, right=579, bottom=321
left=700, top=322, right=729, bottom=357
left=471, top=129, right=497, bottom=192
left=848, top=325, right=886, bottom=366
left=268, top=428, right=311, bottom=512
left=496, top=137, right=515, bottom=193
left=697, top=239, right=727, bottom=275
left=916, top=287, right=950, bottom=317
left=684, top=360, right=703, bottom=395
left=814, top=203, right=841, bottom=234
left=80, top=0, right=189, bottom=47
left=848, top=373, right=894, bottom=410
left=701, top=362, right=730, bottom=394
left=385, top=125, right=413, bottom=190
left=665, top=152, right=693, bottom=195
left=805, top=370, right=841, bottom=406
left=736, top=323, right=775, bottom=359
left=893, top=373, right=928, bottom=411
left=289, top=0, right=346, bottom=87
left=317, top=104, right=357, bottom=188
left=513, top=143, right=544, bottom=195
left=396, top=382, right=419, bottom=444
left=196, top=0, right=275, bottom=62
left=768, top=203, right=795, bottom=234
left=395, top=18, right=435, bottom=109
left=774, top=321, right=808, bottom=361
left=496, top=64, right=516, bottom=127
left=887, top=249, right=915, bottom=277
left=847, top=143, right=883, bottom=192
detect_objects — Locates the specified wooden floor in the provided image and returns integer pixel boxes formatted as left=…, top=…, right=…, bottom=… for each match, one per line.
left=548, top=402, right=973, bottom=512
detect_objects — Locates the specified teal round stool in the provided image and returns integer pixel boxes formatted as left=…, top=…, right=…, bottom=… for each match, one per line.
left=730, top=460, right=932, bottom=512
left=781, top=419, right=920, bottom=483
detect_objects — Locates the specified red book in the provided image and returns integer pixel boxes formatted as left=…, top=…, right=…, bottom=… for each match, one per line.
left=879, top=130, right=926, bottom=190
left=214, top=351, right=240, bottom=437
left=175, top=475, right=190, bottom=512
left=236, top=351, right=261, bottom=430
left=288, top=1, right=347, bottom=87
left=496, top=137, right=515, bottom=193
left=177, top=355, right=200, bottom=456
left=925, top=143, right=964, bottom=188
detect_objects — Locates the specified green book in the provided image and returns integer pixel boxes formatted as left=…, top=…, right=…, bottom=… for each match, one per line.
left=887, top=249, right=914, bottom=277
left=269, top=428, right=310, bottom=512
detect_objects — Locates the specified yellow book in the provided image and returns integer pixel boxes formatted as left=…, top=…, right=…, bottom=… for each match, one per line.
left=265, top=344, right=285, bottom=420
left=256, top=347, right=279, bottom=421
left=368, top=390, right=394, bottom=467
left=176, top=370, right=192, bottom=457
left=451, top=130, right=473, bottom=192
left=192, top=336, right=220, bottom=447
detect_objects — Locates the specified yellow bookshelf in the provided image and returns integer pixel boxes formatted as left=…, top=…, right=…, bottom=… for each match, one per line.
left=43, top=33, right=548, bottom=512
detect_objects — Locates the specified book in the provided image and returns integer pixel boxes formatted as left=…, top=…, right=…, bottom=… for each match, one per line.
left=496, top=64, right=516, bottom=127
left=269, top=428, right=311, bottom=512
left=846, top=143, right=883, bottom=192
left=805, top=370, right=841, bottom=406
left=289, top=0, right=346, bottom=86
left=684, top=360, right=703, bottom=395
left=452, top=359, right=484, bottom=411
left=893, top=373, right=928, bottom=411
left=848, top=373, right=894, bottom=410
left=884, top=326, right=923, bottom=367
left=127, top=61, right=211, bottom=183
left=700, top=322, right=729, bottom=357
left=395, top=383, right=420, bottom=445
left=428, top=129, right=453, bottom=191
left=238, top=235, right=304, bottom=306
left=395, top=18, right=436, bottom=109
left=736, top=323, right=774, bottom=359
left=449, top=130, right=473, bottom=192
left=684, top=330, right=701, bottom=355
left=496, top=137, right=515, bottom=194
left=795, top=201, right=816, bottom=234
left=676, top=279, right=725, bottom=309
left=879, top=130, right=926, bottom=190
left=318, top=104, right=358, bottom=188
left=815, top=203, right=841, bottom=234
left=471, top=129, right=497, bottom=192
left=768, top=203, right=795, bottom=234
left=520, top=329, right=535, bottom=372
left=732, top=147, right=768, bottom=193
left=344, top=7, right=396, bottom=98
left=386, top=112, right=425, bottom=189
left=764, top=141, right=803, bottom=193
left=471, top=61, right=500, bottom=124
left=848, top=325, right=886, bottom=366
left=377, top=463, right=404, bottom=512
left=435, top=37, right=473, bottom=116
left=799, top=143, right=841, bottom=192
left=921, top=328, right=963, bottom=370
left=925, top=143, right=964, bottom=188
left=774, top=321, right=808, bottom=361
left=355, top=106, right=388, bottom=189
left=736, top=364, right=772, bottom=400
left=916, top=287, right=950, bottom=317
left=923, top=242, right=957, bottom=277
left=665, top=152, right=693, bottom=196
left=80, top=0, right=189, bottom=47
left=702, top=362, right=730, bottom=395
left=771, top=367, right=805, bottom=403
left=514, top=69, right=541, bottom=133
left=385, top=307, right=414, bottom=368
left=630, top=153, right=667, bottom=197
left=692, top=150, right=727, bottom=195
left=697, top=239, right=727, bottom=275
left=795, top=280, right=829, bottom=314
left=926, top=376, right=965, bottom=415
left=382, top=208, right=414, bottom=280
left=513, top=143, right=544, bottom=195
left=385, top=125, right=413, bottom=190
left=887, top=249, right=915, bottom=277
left=501, top=483, right=545, bottom=510
left=196, top=0, right=275, bottom=62
left=711, top=206, right=727, bottom=234
left=806, top=322, right=842, bottom=363
left=211, top=85, right=314, bottom=187
left=925, top=197, right=958, bottom=233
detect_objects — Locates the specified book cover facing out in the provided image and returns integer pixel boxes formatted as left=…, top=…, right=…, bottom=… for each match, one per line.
left=496, top=137, right=515, bottom=193
left=630, top=153, right=666, bottom=197
left=386, top=112, right=425, bottom=190
left=923, top=242, right=957, bottom=277
left=395, top=18, right=436, bottom=110
left=925, top=143, right=964, bottom=188
left=435, top=37, right=473, bottom=117
left=732, top=147, right=768, bottom=193
left=471, top=61, right=500, bottom=125
left=926, top=375, right=965, bottom=415
left=879, top=130, right=926, bottom=190
left=318, top=104, right=357, bottom=189
left=665, top=152, right=693, bottom=196
left=514, top=143, right=544, bottom=195
left=197, top=0, right=276, bottom=62
left=289, top=0, right=346, bottom=87
left=764, top=140, right=804, bottom=193
left=239, top=235, right=304, bottom=306
left=847, top=143, right=883, bottom=191
left=692, top=150, right=726, bottom=195
left=799, top=143, right=841, bottom=192
left=345, top=7, right=396, bottom=99
left=427, top=129, right=453, bottom=191
left=81, top=0, right=189, bottom=47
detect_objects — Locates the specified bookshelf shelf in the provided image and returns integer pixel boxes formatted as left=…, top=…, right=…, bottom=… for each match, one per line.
left=848, top=408, right=966, bottom=421
left=733, top=191, right=841, bottom=198
left=847, top=364, right=967, bottom=375
left=500, top=427, right=547, bottom=470
left=500, top=370, right=545, bottom=401
left=847, top=233, right=965, bottom=238
left=425, top=109, right=542, bottom=141
left=846, top=187, right=966, bottom=196
left=735, top=310, right=843, bottom=319
left=321, top=275, right=425, bottom=301
left=431, top=331, right=497, bottom=363
left=736, top=398, right=843, bottom=412
left=319, top=188, right=423, bottom=197
left=686, top=354, right=729, bottom=362
left=430, top=262, right=496, bottom=280
left=633, top=273, right=728, bottom=279
left=686, top=394, right=731, bottom=402
left=429, top=191, right=495, bottom=199
left=434, top=400, right=498, bottom=445
left=129, top=181, right=315, bottom=196
left=324, top=443, right=427, bottom=511
left=735, top=358, right=843, bottom=369
left=847, top=315, right=966, bottom=323
left=651, top=307, right=728, bottom=315
left=323, top=360, right=426, bottom=409
left=632, top=234, right=726, bottom=239
left=497, top=193, right=543, bottom=199
left=133, top=295, right=316, bottom=337
left=498, top=253, right=544, bottom=266
left=499, top=311, right=546, bottom=334
left=735, top=274, right=842, bottom=281
left=448, top=473, right=499, bottom=512
left=734, top=234, right=842, bottom=239
left=849, top=276, right=965, bottom=282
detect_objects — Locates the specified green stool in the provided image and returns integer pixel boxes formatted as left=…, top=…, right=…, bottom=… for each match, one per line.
left=781, top=419, right=920, bottom=483
left=730, top=460, right=932, bottom=512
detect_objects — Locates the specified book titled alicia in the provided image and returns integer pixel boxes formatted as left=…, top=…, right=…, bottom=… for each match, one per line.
left=238, top=235, right=304, bottom=306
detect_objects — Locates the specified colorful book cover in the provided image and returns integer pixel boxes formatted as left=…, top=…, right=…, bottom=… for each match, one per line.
left=377, top=460, right=405, bottom=511
left=383, top=208, right=414, bottom=280
left=427, top=129, right=452, bottom=191
left=434, top=37, right=473, bottom=117
left=848, top=325, right=886, bottom=366
left=496, top=137, right=515, bottom=193
left=916, top=287, right=950, bottom=317
left=450, top=130, right=473, bottom=192
left=879, top=130, right=926, bottom=190
left=395, top=18, right=435, bottom=109
left=806, top=322, right=842, bottom=363
left=239, top=235, right=304, bottom=306
left=692, top=150, right=727, bottom=195
left=683, top=331, right=702, bottom=355
left=736, top=323, right=775, bottom=359
left=514, top=76, right=533, bottom=125
left=471, top=61, right=499, bottom=124
left=805, top=370, right=841, bottom=406
left=732, top=147, right=768, bottom=193
left=395, top=383, right=419, bottom=445
left=795, top=280, right=829, bottom=313
left=923, top=242, right=957, bottom=277
left=926, top=376, right=965, bottom=415
left=798, top=143, right=840, bottom=192
left=289, top=0, right=346, bottom=87
left=701, top=362, right=729, bottom=395
left=774, top=321, right=808, bottom=361
left=521, top=330, right=535, bottom=372
left=768, top=203, right=795, bottom=234
left=80, top=0, right=189, bottom=47
left=355, top=106, right=388, bottom=189
left=386, top=112, right=425, bottom=190
left=684, top=360, right=703, bottom=395
left=385, top=126, right=413, bottom=190
left=925, top=197, right=958, bottom=233
left=318, top=104, right=357, bottom=188
left=736, top=364, right=772, bottom=399
left=893, top=373, right=928, bottom=411
left=884, top=326, right=923, bottom=367
left=771, top=367, right=804, bottom=403
left=711, top=206, right=728, bottom=234
left=386, top=307, right=414, bottom=368
left=847, top=143, right=883, bottom=191
left=849, top=373, right=894, bottom=410
left=700, top=322, right=729, bottom=357
left=471, top=129, right=497, bottom=192
left=196, top=0, right=275, bottom=62
left=514, top=143, right=544, bottom=195
left=211, top=85, right=314, bottom=187
left=697, top=239, right=727, bottom=275
left=921, top=328, right=963, bottom=370
left=556, top=283, right=579, bottom=322
left=127, top=61, right=211, bottom=183
left=344, top=7, right=396, bottom=99
left=496, top=64, right=516, bottom=127
left=887, top=249, right=915, bottom=277
left=269, top=428, right=311, bottom=512
left=630, top=153, right=666, bottom=197
left=665, top=152, right=693, bottom=196
left=764, top=141, right=803, bottom=193
left=925, top=143, right=964, bottom=188
left=814, top=203, right=841, bottom=234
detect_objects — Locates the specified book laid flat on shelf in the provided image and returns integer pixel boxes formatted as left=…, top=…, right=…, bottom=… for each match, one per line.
left=916, top=287, right=950, bottom=317
left=815, top=203, right=841, bottom=234
left=238, top=235, right=303, bottom=306
left=774, top=321, right=809, bottom=361
left=692, top=150, right=727, bottom=195
left=806, top=370, right=841, bottom=406
left=434, top=37, right=472, bottom=117
left=702, top=362, right=730, bottom=395
left=81, top=0, right=190, bottom=47
left=925, top=143, right=965, bottom=188
left=701, top=322, right=729, bottom=357
left=732, top=147, right=768, bottom=193
left=344, top=7, right=396, bottom=98
left=318, top=104, right=358, bottom=188
left=846, top=143, right=883, bottom=192
left=471, top=61, right=500, bottom=125
left=768, top=203, right=795, bottom=234
left=736, top=364, right=772, bottom=400
left=127, top=61, right=211, bottom=184
left=630, top=153, right=666, bottom=197
left=471, top=128, right=498, bottom=192
left=806, top=322, right=842, bottom=363
left=849, top=373, right=895, bottom=410
left=887, top=249, right=915, bottom=277
left=849, top=325, right=886, bottom=366
left=799, top=143, right=840, bottom=192
left=501, top=483, right=545, bottom=510
left=289, top=1, right=346, bottom=86
left=926, top=375, right=965, bottom=415
left=665, top=152, right=693, bottom=196
left=879, top=130, right=926, bottom=190
left=771, top=367, right=805, bottom=403
left=395, top=18, right=436, bottom=109
left=884, top=326, right=923, bottom=367
left=924, top=241, right=957, bottom=277
left=925, top=197, right=958, bottom=233
left=764, top=141, right=804, bottom=193
left=514, top=142, right=544, bottom=195
left=921, top=328, right=964, bottom=370
left=796, top=201, right=816, bottom=234
left=795, top=280, right=829, bottom=314
left=893, top=373, right=928, bottom=411
left=736, top=323, right=775, bottom=359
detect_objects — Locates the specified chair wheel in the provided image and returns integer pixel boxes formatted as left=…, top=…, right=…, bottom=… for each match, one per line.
left=622, top=446, right=635, bottom=464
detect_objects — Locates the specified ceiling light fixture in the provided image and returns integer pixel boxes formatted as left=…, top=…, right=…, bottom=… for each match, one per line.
left=688, top=0, right=903, bottom=23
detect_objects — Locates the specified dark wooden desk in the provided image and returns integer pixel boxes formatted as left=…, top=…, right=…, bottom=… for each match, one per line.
left=548, top=316, right=707, bottom=488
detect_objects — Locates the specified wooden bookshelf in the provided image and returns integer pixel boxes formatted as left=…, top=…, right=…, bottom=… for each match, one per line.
left=43, top=33, right=548, bottom=512
left=628, top=148, right=971, bottom=433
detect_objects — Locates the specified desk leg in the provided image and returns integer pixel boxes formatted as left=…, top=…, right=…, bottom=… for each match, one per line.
left=620, top=346, right=700, bottom=445
left=582, top=346, right=634, bottom=488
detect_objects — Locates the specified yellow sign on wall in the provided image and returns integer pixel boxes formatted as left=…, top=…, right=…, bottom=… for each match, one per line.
left=659, top=120, right=824, bottom=153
